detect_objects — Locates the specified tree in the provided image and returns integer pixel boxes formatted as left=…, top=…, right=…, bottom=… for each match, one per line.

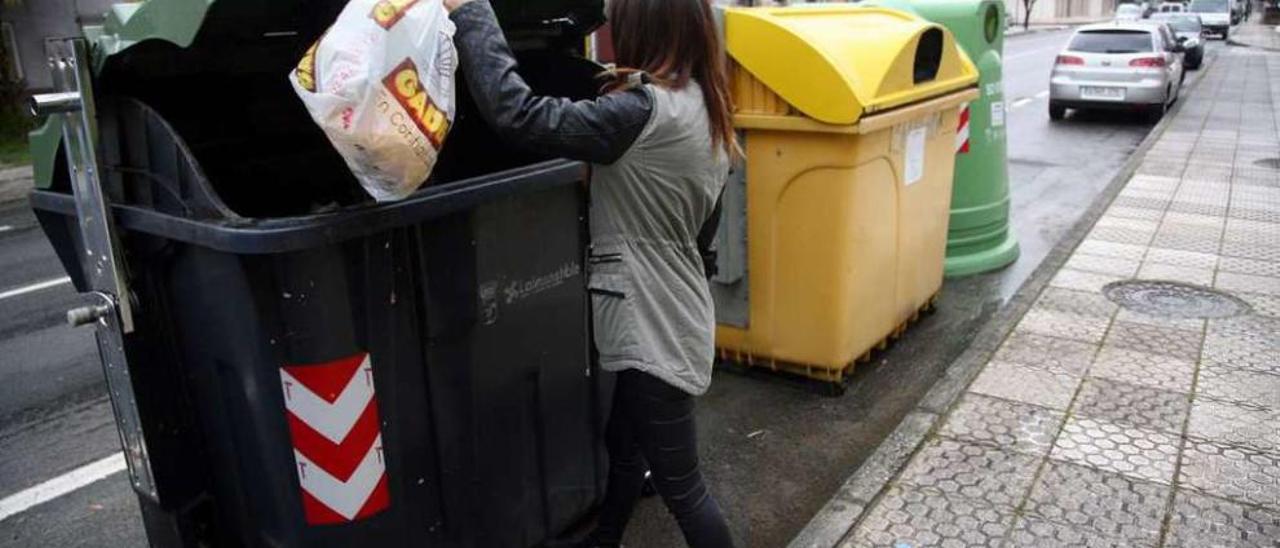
left=0, top=11, right=30, bottom=150
left=1022, top=0, right=1037, bottom=29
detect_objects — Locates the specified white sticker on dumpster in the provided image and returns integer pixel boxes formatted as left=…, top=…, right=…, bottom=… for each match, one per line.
left=991, top=101, right=1006, bottom=128
left=904, top=127, right=927, bottom=186
left=280, top=352, right=390, bottom=524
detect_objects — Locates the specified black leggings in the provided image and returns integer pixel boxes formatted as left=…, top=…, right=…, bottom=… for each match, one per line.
left=590, top=370, right=735, bottom=548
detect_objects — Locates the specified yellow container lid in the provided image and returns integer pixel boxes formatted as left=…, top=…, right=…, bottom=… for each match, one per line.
left=725, top=5, right=979, bottom=125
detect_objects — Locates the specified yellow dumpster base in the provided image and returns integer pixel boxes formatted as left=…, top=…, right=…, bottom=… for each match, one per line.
left=716, top=291, right=940, bottom=388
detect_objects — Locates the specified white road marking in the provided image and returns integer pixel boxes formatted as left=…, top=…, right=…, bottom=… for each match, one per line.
left=0, top=225, right=12, bottom=233
left=1011, top=97, right=1035, bottom=109
left=0, top=452, right=126, bottom=522
left=0, top=277, right=72, bottom=302
left=1036, top=90, right=1050, bottom=98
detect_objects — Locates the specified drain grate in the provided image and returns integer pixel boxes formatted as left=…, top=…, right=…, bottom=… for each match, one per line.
left=1256, top=158, right=1280, bottom=170
left=1103, top=280, right=1251, bottom=319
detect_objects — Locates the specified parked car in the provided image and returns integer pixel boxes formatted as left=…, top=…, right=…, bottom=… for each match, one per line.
left=1049, top=22, right=1187, bottom=122
left=1189, top=0, right=1233, bottom=37
left=1151, top=13, right=1205, bottom=68
left=1158, top=2, right=1188, bottom=12
left=1116, top=3, right=1147, bottom=20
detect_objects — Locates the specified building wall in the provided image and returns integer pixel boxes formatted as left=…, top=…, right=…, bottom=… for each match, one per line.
left=1006, top=0, right=1118, bottom=25
left=0, top=0, right=115, bottom=91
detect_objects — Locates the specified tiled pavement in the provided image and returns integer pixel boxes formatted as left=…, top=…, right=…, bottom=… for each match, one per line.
left=840, top=40, right=1280, bottom=547
left=1232, top=19, right=1280, bottom=51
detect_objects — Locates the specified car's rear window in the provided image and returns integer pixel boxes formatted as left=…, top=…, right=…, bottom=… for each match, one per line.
left=1068, top=30, right=1154, bottom=53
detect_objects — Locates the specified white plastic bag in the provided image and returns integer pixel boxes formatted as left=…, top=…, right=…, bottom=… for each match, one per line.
left=290, top=0, right=457, bottom=202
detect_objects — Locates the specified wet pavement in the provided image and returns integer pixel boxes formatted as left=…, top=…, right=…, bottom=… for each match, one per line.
left=0, top=201, right=99, bottom=432
left=0, top=28, right=1229, bottom=548
left=1231, top=18, right=1280, bottom=50
left=814, top=32, right=1280, bottom=548
left=623, top=28, right=1194, bottom=547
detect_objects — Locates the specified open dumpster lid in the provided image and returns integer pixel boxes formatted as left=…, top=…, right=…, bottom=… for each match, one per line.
left=31, top=0, right=605, bottom=191
left=724, top=5, right=978, bottom=125
left=86, top=0, right=604, bottom=63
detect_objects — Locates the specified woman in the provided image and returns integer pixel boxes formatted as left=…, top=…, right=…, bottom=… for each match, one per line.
left=442, top=0, right=737, bottom=546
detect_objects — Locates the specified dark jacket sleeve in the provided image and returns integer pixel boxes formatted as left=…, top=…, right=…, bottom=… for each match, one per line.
left=449, top=1, right=652, bottom=165
left=697, top=190, right=724, bottom=279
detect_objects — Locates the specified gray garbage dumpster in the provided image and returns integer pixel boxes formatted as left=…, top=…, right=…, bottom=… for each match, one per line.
left=29, top=0, right=612, bottom=546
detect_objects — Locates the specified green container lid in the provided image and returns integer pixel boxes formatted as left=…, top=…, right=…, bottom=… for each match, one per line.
left=866, top=0, right=1019, bottom=277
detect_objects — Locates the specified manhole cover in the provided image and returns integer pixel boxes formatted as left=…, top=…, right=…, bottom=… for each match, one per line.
left=1256, top=158, right=1280, bottom=170
left=1103, top=280, right=1251, bottom=319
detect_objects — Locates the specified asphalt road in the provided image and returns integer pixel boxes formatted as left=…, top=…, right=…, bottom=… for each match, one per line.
left=0, top=203, right=99, bottom=427
left=0, top=28, right=1226, bottom=548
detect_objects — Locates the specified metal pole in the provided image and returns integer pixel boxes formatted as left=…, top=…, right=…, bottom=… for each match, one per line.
left=30, top=37, right=157, bottom=503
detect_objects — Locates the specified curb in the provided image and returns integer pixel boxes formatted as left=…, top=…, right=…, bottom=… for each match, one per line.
left=1227, top=37, right=1280, bottom=51
left=1225, top=24, right=1280, bottom=51
left=1005, top=18, right=1110, bottom=38
left=1004, top=24, right=1070, bottom=38
left=786, top=44, right=1218, bottom=548
left=0, top=166, right=34, bottom=206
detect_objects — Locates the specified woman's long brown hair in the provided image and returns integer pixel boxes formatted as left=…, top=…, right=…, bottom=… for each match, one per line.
left=605, top=0, right=740, bottom=158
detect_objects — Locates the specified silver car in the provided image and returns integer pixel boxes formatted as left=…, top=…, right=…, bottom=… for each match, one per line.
left=1049, top=22, right=1187, bottom=122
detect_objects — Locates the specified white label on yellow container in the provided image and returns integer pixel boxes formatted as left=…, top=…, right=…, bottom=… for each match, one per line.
left=904, top=127, right=926, bottom=186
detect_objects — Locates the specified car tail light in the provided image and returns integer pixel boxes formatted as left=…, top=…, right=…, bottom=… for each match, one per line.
left=1129, top=57, right=1167, bottom=67
left=1055, top=55, right=1084, bottom=65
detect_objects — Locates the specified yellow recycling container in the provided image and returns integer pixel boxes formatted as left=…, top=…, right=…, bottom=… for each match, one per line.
left=712, top=5, right=979, bottom=384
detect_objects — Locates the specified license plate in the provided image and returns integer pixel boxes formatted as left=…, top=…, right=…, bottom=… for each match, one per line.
left=1081, top=86, right=1125, bottom=101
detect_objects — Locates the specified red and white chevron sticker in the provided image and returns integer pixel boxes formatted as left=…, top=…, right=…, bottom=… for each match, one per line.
left=280, top=353, right=390, bottom=525
left=956, top=103, right=971, bottom=154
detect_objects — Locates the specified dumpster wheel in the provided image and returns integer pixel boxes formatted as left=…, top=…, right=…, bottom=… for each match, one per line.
left=716, top=290, right=941, bottom=395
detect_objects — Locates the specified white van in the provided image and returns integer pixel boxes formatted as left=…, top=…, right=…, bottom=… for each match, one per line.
left=1189, top=0, right=1232, bottom=37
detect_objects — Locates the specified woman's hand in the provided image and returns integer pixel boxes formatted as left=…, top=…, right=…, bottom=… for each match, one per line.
left=443, top=0, right=473, bottom=12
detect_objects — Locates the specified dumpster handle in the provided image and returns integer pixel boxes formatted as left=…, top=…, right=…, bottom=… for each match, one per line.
left=67, top=302, right=112, bottom=327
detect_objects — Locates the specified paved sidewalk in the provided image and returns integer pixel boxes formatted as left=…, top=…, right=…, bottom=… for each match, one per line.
left=0, top=164, right=34, bottom=205
left=811, top=39, right=1280, bottom=548
left=1231, top=20, right=1280, bottom=51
